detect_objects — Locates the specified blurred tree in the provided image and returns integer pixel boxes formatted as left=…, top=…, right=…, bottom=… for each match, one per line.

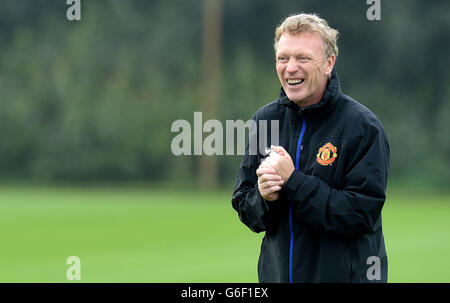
left=199, top=0, right=223, bottom=188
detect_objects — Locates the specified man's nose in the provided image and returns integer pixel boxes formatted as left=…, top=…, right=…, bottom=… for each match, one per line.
left=286, top=57, right=299, bottom=73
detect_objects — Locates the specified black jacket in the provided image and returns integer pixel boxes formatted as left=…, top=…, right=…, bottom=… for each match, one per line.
left=232, top=69, right=390, bottom=282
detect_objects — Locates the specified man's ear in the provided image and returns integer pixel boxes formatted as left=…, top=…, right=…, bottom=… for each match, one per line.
left=324, top=54, right=336, bottom=76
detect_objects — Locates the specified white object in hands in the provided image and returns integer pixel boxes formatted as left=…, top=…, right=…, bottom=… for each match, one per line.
left=262, top=148, right=281, bottom=169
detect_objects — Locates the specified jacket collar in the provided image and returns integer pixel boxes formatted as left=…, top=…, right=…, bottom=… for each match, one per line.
left=278, top=68, right=341, bottom=116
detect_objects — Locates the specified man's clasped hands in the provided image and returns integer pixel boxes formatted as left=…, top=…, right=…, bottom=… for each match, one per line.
left=256, top=145, right=295, bottom=201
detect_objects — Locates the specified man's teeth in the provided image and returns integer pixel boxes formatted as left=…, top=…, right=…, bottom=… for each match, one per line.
left=287, top=79, right=304, bottom=85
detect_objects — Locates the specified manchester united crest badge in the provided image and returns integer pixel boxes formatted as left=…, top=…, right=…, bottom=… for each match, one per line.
left=317, top=143, right=338, bottom=166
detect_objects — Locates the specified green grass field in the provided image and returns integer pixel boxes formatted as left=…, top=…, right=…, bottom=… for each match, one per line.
left=0, top=185, right=449, bottom=282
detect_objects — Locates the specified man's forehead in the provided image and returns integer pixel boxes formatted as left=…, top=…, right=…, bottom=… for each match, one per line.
left=276, top=32, right=324, bottom=54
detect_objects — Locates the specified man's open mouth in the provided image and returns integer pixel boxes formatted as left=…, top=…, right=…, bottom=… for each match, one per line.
left=286, top=79, right=305, bottom=86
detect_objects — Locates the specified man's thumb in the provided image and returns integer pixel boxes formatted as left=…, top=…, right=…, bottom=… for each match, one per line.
left=271, top=145, right=287, bottom=156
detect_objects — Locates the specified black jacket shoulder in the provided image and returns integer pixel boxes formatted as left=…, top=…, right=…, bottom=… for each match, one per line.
left=252, top=98, right=285, bottom=121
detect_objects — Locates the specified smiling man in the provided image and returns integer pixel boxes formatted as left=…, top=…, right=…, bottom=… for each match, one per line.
left=232, top=13, right=390, bottom=282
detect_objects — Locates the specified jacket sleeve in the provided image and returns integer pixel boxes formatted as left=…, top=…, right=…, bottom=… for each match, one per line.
left=231, top=113, right=282, bottom=233
left=283, top=124, right=390, bottom=237
left=232, top=151, right=282, bottom=233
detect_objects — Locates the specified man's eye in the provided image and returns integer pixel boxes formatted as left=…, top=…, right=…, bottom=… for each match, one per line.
left=277, top=57, right=288, bottom=62
left=298, top=57, right=310, bottom=63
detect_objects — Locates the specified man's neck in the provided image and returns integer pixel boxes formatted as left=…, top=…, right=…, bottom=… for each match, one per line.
left=296, top=80, right=328, bottom=108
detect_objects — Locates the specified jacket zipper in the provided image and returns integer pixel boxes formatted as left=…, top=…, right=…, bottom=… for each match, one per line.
left=289, top=116, right=306, bottom=283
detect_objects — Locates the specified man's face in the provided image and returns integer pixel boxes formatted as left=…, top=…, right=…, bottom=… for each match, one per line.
left=275, top=32, right=335, bottom=107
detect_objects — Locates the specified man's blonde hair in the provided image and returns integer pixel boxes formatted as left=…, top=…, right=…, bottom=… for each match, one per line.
left=274, top=13, right=339, bottom=59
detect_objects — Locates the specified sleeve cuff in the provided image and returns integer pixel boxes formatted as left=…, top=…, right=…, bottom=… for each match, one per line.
left=282, top=170, right=307, bottom=201
left=255, top=183, right=282, bottom=208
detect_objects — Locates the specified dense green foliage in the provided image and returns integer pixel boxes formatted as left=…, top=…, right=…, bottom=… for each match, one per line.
left=0, top=186, right=449, bottom=282
left=0, top=1, right=449, bottom=187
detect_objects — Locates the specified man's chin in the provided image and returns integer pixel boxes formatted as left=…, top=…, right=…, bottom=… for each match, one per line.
left=285, top=93, right=305, bottom=104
